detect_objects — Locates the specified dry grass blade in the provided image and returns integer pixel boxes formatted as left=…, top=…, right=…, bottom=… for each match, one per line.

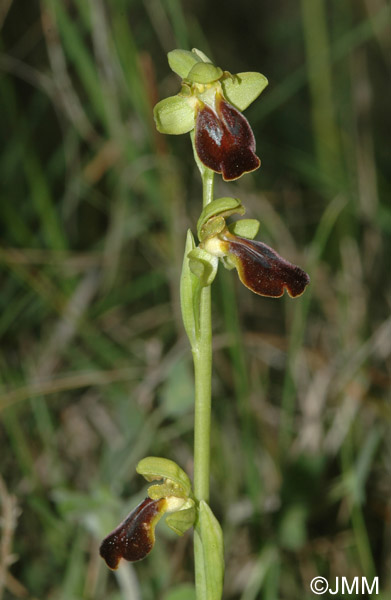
left=0, top=367, right=137, bottom=411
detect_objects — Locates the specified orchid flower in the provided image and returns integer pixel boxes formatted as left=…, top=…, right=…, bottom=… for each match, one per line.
left=100, top=458, right=195, bottom=569
left=153, top=48, right=268, bottom=181
left=187, top=197, right=310, bottom=299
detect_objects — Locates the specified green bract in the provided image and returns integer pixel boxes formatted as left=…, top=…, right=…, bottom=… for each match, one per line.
left=194, top=501, right=224, bottom=600
left=180, top=230, right=199, bottom=348
left=188, top=248, right=219, bottom=287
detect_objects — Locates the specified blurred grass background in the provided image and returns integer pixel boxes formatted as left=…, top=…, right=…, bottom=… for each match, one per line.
left=0, top=0, right=390, bottom=598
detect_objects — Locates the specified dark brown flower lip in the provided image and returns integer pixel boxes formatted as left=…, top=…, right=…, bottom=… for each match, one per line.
left=99, top=497, right=167, bottom=569
left=222, top=233, right=310, bottom=298
left=195, top=94, right=260, bottom=181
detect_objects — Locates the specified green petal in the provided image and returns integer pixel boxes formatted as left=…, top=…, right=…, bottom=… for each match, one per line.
left=192, top=48, right=212, bottom=63
left=187, top=63, right=223, bottom=84
left=228, top=218, right=260, bottom=239
left=137, top=457, right=192, bottom=497
left=168, top=49, right=202, bottom=79
left=197, top=197, right=245, bottom=241
left=222, top=72, right=268, bottom=111
left=199, top=216, right=226, bottom=243
left=153, top=96, right=195, bottom=135
left=148, top=482, right=187, bottom=500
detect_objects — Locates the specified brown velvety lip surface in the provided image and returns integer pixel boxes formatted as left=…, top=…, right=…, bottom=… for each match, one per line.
left=225, top=234, right=310, bottom=298
left=195, top=95, right=260, bottom=181
left=99, top=497, right=166, bottom=569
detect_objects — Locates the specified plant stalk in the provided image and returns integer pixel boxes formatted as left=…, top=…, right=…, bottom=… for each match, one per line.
left=192, top=286, right=212, bottom=503
left=193, top=167, right=214, bottom=597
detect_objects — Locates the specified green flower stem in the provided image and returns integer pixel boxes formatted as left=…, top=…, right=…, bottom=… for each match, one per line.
left=201, top=168, right=215, bottom=211
left=193, top=166, right=215, bottom=598
left=192, top=286, right=212, bottom=599
left=193, top=165, right=214, bottom=502
left=192, top=286, right=212, bottom=503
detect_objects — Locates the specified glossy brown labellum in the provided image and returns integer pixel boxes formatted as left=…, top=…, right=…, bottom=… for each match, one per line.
left=224, top=234, right=310, bottom=298
left=99, top=497, right=167, bottom=569
left=195, top=95, right=260, bottom=181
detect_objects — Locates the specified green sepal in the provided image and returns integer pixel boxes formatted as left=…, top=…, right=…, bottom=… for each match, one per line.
left=222, top=72, right=268, bottom=111
left=165, top=500, right=196, bottom=536
left=197, top=197, right=245, bottom=241
left=188, top=248, right=218, bottom=287
left=180, top=229, right=200, bottom=348
left=192, top=48, right=212, bottom=63
left=194, top=501, right=224, bottom=600
left=187, top=62, right=223, bottom=84
left=168, top=49, right=202, bottom=79
left=153, top=95, right=195, bottom=135
left=228, top=218, right=260, bottom=239
left=136, top=457, right=192, bottom=498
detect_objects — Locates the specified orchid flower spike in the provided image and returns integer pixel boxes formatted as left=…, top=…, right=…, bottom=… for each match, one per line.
left=154, top=48, right=268, bottom=181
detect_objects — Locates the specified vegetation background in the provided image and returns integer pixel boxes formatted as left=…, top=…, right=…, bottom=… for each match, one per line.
left=0, top=0, right=390, bottom=598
